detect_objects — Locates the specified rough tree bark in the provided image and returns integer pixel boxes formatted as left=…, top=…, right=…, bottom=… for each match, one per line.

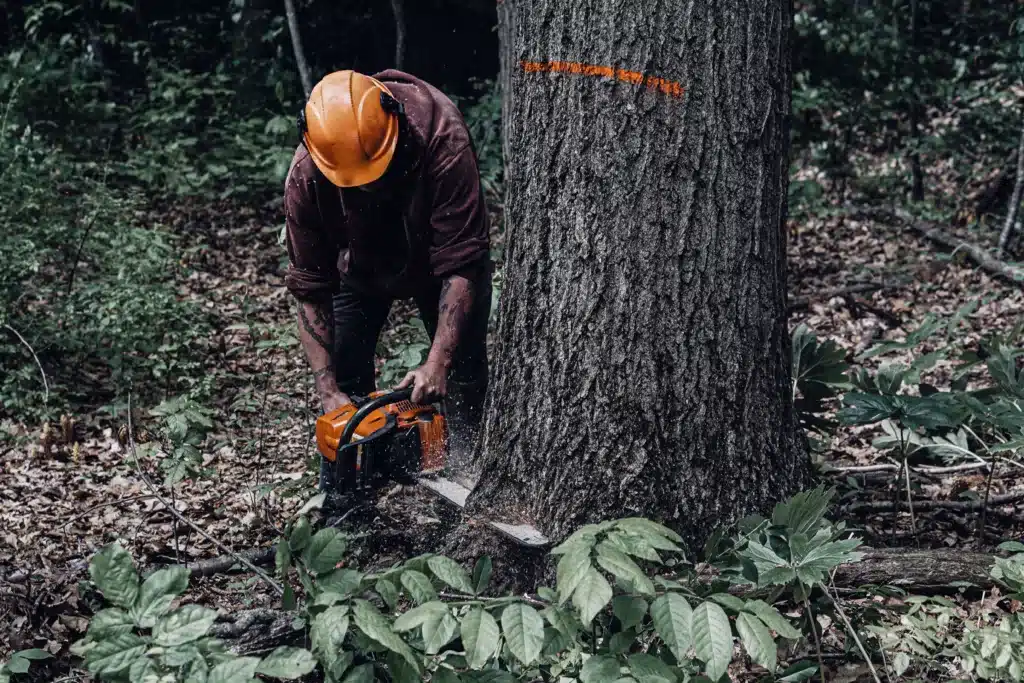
left=469, top=0, right=807, bottom=546
left=390, top=0, right=406, bottom=69
left=283, top=0, right=313, bottom=98
left=999, top=114, right=1024, bottom=255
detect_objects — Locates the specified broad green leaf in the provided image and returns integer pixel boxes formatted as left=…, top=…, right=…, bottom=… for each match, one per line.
left=128, top=656, right=159, bottom=682
left=692, top=602, right=733, bottom=681
left=427, top=556, right=475, bottom=594
left=596, top=542, right=655, bottom=595
left=162, top=644, right=201, bottom=667
left=13, top=649, right=50, bottom=661
left=88, top=608, right=135, bottom=639
left=501, top=603, right=545, bottom=665
left=341, top=663, right=375, bottom=683
left=736, top=612, right=776, bottom=672
left=572, top=568, right=613, bottom=625
left=614, top=518, right=683, bottom=543
left=311, top=606, right=350, bottom=669
left=131, top=566, right=189, bottom=628
left=605, top=532, right=663, bottom=563
left=375, top=578, right=399, bottom=610
left=393, top=601, right=448, bottom=632
left=400, top=570, right=436, bottom=605
left=543, top=605, right=580, bottom=641
left=557, top=544, right=592, bottom=604
left=892, top=652, right=910, bottom=677
left=387, top=651, right=420, bottom=683
left=550, top=524, right=604, bottom=555
left=581, top=654, right=621, bottom=683
left=153, top=605, right=218, bottom=647
left=83, top=633, right=147, bottom=676
left=351, top=600, right=420, bottom=671
left=207, top=656, right=260, bottom=683
left=422, top=610, right=459, bottom=654
left=778, top=660, right=818, bottom=682
left=90, top=543, right=140, bottom=609
left=276, top=540, right=292, bottom=578
left=319, top=568, right=364, bottom=596
left=256, top=647, right=316, bottom=679
left=651, top=593, right=693, bottom=661
left=432, top=668, right=462, bottom=683
left=473, top=556, right=493, bottom=595
left=707, top=593, right=745, bottom=613
left=742, top=601, right=801, bottom=640
left=303, top=529, right=348, bottom=575
left=283, top=583, right=297, bottom=611
left=613, top=596, right=648, bottom=630
left=460, top=606, right=500, bottom=669
left=743, top=541, right=797, bottom=587
left=289, top=517, right=312, bottom=551
left=627, top=653, right=677, bottom=683
left=6, top=657, right=29, bottom=675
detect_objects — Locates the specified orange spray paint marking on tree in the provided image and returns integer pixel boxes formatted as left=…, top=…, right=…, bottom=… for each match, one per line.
left=521, top=60, right=685, bottom=99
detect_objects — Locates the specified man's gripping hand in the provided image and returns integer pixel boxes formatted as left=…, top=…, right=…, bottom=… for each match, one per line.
left=397, top=360, right=448, bottom=405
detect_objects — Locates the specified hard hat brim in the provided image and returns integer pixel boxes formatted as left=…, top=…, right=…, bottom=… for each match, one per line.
left=306, top=122, right=398, bottom=188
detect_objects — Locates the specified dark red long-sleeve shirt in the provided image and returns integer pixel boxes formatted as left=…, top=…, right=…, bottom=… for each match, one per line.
left=283, top=70, right=490, bottom=302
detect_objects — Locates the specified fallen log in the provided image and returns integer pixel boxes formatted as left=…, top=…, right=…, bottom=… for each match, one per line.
left=831, top=547, right=996, bottom=592
left=843, top=488, right=1024, bottom=513
left=210, top=608, right=302, bottom=655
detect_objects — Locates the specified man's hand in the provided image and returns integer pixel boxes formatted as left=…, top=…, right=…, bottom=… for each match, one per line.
left=320, top=389, right=352, bottom=415
left=397, top=360, right=448, bottom=404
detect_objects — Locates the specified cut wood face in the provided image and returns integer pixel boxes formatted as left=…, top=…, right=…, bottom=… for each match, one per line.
left=417, top=474, right=550, bottom=547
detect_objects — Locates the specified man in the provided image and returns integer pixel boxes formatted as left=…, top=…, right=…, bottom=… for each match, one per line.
left=283, top=69, right=491, bottom=491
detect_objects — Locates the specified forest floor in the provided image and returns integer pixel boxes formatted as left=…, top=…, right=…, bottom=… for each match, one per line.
left=1, top=188, right=1023, bottom=677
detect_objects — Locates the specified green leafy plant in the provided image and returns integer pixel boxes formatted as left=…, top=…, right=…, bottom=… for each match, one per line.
left=71, top=542, right=315, bottom=681
left=147, top=396, right=215, bottom=486
left=791, top=324, right=850, bottom=439
left=0, top=648, right=52, bottom=682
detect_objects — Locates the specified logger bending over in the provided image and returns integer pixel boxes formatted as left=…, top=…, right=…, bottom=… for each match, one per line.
left=283, top=69, right=491, bottom=491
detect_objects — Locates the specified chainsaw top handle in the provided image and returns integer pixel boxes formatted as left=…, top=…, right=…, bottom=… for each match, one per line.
left=336, top=387, right=415, bottom=452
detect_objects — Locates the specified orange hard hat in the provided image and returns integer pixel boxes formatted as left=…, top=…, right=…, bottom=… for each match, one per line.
left=300, top=70, right=401, bottom=187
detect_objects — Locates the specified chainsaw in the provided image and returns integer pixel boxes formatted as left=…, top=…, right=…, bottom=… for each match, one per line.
left=314, top=388, right=548, bottom=546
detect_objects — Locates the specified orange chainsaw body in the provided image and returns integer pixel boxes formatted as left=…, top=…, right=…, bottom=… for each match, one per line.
left=315, top=391, right=446, bottom=476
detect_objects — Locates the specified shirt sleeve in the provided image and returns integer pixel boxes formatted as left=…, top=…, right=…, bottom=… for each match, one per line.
left=426, top=144, right=490, bottom=280
left=283, top=156, right=343, bottom=303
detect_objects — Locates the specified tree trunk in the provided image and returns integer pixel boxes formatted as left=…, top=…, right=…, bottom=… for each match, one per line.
left=908, top=0, right=925, bottom=201
left=390, top=0, right=406, bottom=69
left=283, top=0, right=313, bottom=98
left=470, top=0, right=807, bottom=547
left=999, top=114, right=1024, bottom=256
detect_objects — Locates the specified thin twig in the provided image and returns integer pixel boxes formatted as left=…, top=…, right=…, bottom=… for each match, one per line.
left=126, top=392, right=284, bottom=596
left=979, top=459, right=997, bottom=535
left=903, top=458, right=917, bottom=545
left=826, top=576, right=883, bottom=683
left=3, top=323, right=49, bottom=402
left=61, top=494, right=159, bottom=528
left=804, top=598, right=827, bottom=683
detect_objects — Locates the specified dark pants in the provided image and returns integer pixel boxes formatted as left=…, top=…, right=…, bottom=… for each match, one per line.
left=319, top=274, right=491, bottom=491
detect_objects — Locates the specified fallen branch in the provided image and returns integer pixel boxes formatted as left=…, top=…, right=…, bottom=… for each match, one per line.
left=843, top=488, right=1024, bottom=513
left=829, top=461, right=989, bottom=476
left=831, top=547, right=996, bottom=591
left=209, top=608, right=301, bottom=655
left=889, top=208, right=1024, bottom=286
left=126, top=393, right=284, bottom=596
left=3, top=323, right=48, bottom=402
left=188, top=547, right=276, bottom=579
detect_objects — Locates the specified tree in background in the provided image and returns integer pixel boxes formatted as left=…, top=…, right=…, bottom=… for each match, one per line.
left=469, top=0, right=807, bottom=545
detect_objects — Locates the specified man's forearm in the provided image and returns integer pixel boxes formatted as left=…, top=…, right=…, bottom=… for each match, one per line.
left=427, top=275, right=475, bottom=369
left=296, top=299, right=341, bottom=400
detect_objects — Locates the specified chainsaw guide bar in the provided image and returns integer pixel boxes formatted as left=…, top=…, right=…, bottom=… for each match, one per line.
left=416, top=475, right=550, bottom=548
